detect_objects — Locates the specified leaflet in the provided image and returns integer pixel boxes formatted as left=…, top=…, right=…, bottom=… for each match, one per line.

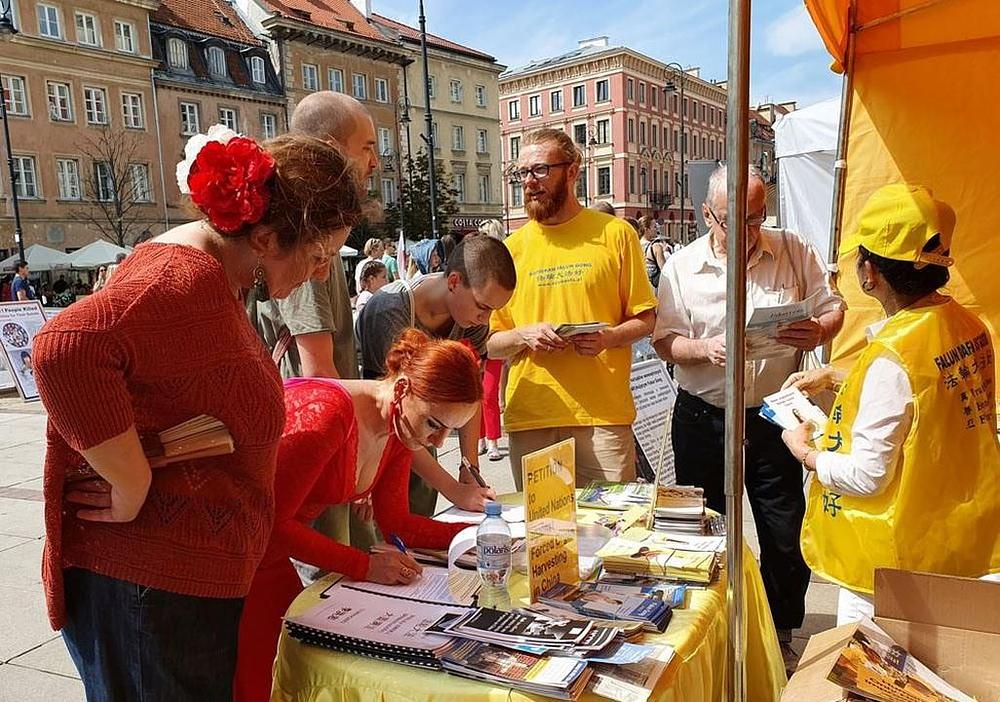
left=759, top=386, right=828, bottom=440
left=745, top=290, right=822, bottom=360
left=588, top=643, right=676, bottom=702
left=333, top=566, right=480, bottom=606
left=555, top=322, right=609, bottom=338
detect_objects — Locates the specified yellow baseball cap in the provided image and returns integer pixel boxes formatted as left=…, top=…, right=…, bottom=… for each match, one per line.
left=853, top=184, right=955, bottom=268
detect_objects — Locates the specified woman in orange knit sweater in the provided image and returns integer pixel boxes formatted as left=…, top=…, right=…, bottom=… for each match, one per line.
left=32, top=131, right=368, bottom=701
left=235, top=329, right=492, bottom=701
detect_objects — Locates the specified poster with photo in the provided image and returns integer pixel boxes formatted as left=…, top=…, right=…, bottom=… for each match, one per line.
left=0, top=301, right=48, bottom=402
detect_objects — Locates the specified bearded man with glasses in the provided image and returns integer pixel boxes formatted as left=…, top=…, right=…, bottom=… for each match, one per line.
left=488, top=128, right=658, bottom=489
left=651, top=164, right=845, bottom=672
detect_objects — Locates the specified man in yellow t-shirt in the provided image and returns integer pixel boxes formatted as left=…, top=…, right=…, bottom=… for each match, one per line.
left=488, top=128, right=657, bottom=488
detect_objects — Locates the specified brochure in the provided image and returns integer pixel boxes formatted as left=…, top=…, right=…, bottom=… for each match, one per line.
left=759, top=386, right=829, bottom=440
left=555, top=322, right=610, bottom=338
left=539, top=582, right=672, bottom=632
left=588, top=643, right=676, bottom=702
left=577, top=482, right=654, bottom=511
left=440, top=608, right=594, bottom=649
left=745, top=290, right=822, bottom=360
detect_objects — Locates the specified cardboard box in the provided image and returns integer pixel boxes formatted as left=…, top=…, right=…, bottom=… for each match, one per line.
left=782, top=569, right=1000, bottom=702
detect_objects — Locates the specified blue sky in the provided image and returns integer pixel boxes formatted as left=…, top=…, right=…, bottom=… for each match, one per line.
left=370, top=0, right=841, bottom=108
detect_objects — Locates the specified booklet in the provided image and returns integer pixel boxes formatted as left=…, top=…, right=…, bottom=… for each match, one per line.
left=745, top=290, right=822, bottom=360
left=591, top=578, right=688, bottom=609
left=555, top=322, right=610, bottom=338
left=588, top=643, right=676, bottom=702
left=577, top=482, right=654, bottom=511
left=759, top=386, right=828, bottom=440
left=439, top=608, right=595, bottom=649
left=539, top=582, right=672, bottom=633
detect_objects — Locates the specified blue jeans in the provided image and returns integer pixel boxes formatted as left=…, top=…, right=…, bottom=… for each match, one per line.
left=62, top=568, right=244, bottom=702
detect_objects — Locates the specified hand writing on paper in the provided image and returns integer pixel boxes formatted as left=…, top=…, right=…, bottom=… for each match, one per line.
left=366, top=551, right=423, bottom=585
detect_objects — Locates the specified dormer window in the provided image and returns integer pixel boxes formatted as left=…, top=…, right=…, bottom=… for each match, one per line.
left=167, top=37, right=188, bottom=69
left=207, top=46, right=227, bottom=78
left=250, top=56, right=266, bottom=84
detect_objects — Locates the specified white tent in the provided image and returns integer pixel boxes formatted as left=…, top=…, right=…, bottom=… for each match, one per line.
left=0, top=244, right=71, bottom=272
left=339, top=244, right=358, bottom=258
left=63, top=240, right=131, bottom=270
left=773, top=97, right=841, bottom=258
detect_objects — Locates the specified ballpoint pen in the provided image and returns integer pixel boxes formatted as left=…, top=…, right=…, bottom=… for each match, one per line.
left=461, top=456, right=490, bottom=490
left=389, top=533, right=408, bottom=554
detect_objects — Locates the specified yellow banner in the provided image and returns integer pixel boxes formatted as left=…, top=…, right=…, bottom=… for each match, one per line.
left=523, top=438, right=580, bottom=601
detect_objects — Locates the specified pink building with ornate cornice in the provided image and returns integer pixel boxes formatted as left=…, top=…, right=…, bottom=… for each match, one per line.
left=498, top=37, right=728, bottom=240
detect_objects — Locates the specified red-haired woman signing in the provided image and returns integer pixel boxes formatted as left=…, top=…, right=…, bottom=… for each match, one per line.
left=234, top=329, right=494, bottom=700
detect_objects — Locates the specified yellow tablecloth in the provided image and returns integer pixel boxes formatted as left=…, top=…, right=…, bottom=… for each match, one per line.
left=270, top=542, right=785, bottom=702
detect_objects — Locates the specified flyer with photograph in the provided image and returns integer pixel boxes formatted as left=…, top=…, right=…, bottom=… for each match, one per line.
left=0, top=301, right=47, bottom=402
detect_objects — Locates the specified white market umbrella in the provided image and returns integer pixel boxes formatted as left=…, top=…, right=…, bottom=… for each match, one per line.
left=339, top=244, right=358, bottom=258
left=64, top=240, right=131, bottom=270
left=0, top=244, right=71, bottom=272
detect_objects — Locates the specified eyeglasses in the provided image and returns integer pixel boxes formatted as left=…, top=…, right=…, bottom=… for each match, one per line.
left=707, top=207, right=767, bottom=232
left=512, top=161, right=573, bottom=181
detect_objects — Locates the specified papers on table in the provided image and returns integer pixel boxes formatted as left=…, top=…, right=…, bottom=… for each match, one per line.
left=577, top=482, right=654, bottom=511
left=328, top=566, right=481, bottom=607
left=435, top=503, right=525, bottom=524
left=588, top=643, right=676, bottom=702
left=623, top=527, right=726, bottom=555
left=745, top=290, right=822, bottom=360
left=597, top=533, right=719, bottom=585
left=555, top=322, right=609, bottom=338
left=539, top=582, right=672, bottom=633
left=759, top=386, right=829, bottom=440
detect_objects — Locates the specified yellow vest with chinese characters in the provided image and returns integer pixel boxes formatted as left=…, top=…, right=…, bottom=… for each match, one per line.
left=801, top=299, right=1000, bottom=594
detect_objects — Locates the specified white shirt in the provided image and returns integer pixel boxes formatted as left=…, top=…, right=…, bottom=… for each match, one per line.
left=814, top=354, right=913, bottom=497
left=654, top=228, right=845, bottom=407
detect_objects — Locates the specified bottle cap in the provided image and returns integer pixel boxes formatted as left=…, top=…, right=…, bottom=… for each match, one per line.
left=484, top=501, right=502, bottom=517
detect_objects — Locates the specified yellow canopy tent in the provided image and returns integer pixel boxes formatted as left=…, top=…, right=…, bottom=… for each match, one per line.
left=804, top=0, right=1000, bottom=362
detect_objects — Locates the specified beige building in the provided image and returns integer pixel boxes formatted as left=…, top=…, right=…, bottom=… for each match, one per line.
left=368, top=11, right=505, bottom=235
left=0, top=0, right=163, bottom=254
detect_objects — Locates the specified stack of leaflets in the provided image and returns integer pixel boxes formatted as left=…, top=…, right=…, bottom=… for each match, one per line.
left=577, top=482, right=654, bottom=511
left=759, top=386, right=828, bottom=440
left=436, top=608, right=605, bottom=651
left=587, top=643, right=676, bottom=702
left=437, top=639, right=592, bottom=700
left=596, top=534, right=719, bottom=585
left=555, top=322, right=609, bottom=338
left=284, top=583, right=467, bottom=668
left=539, top=582, right=672, bottom=632
left=591, top=575, right=688, bottom=609
left=651, top=485, right=717, bottom=534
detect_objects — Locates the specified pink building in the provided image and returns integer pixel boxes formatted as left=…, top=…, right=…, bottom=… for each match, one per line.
left=499, top=37, right=728, bottom=240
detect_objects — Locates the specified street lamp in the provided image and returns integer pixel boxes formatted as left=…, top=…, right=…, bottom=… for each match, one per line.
left=0, top=1, right=25, bottom=262
left=663, top=62, right=688, bottom=243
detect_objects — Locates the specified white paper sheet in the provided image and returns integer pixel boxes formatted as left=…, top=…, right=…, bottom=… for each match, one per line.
left=435, top=503, right=526, bottom=524
left=340, top=566, right=481, bottom=606
left=745, top=290, right=822, bottom=360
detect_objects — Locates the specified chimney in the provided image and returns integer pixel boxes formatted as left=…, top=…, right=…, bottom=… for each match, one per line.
left=350, top=0, right=371, bottom=18
left=577, top=36, right=609, bottom=50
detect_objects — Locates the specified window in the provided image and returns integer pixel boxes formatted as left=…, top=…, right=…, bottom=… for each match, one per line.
left=673, top=128, right=679, bottom=151
left=651, top=87, right=657, bottom=108
left=640, top=168, right=647, bottom=194
left=180, top=102, right=199, bottom=135
left=626, top=78, right=634, bottom=101
left=638, top=82, right=646, bottom=104
left=302, top=64, right=318, bottom=91
left=627, top=118, right=634, bottom=143
left=528, top=94, right=540, bottom=117
left=207, top=46, right=227, bottom=78
left=250, top=56, right=266, bottom=84
left=381, top=178, right=396, bottom=205
left=47, top=81, right=72, bottom=121
left=597, top=166, right=611, bottom=196
left=74, top=12, right=100, bottom=46
left=595, top=79, right=609, bottom=103
left=37, top=4, right=61, bottom=38
left=378, top=127, right=392, bottom=156
left=328, top=69, right=343, bottom=92
left=453, top=172, right=465, bottom=202
left=168, top=38, right=188, bottom=69
left=374, top=78, right=389, bottom=103
left=629, top=165, right=635, bottom=194
left=451, top=125, right=465, bottom=151
left=114, top=21, right=135, bottom=53
left=700, top=104, right=706, bottom=122
left=511, top=181, right=523, bottom=207
left=94, top=161, right=113, bottom=201
left=651, top=122, right=658, bottom=147
left=260, top=112, right=277, bottom=139
left=709, top=138, right=715, bottom=160
left=573, top=123, right=586, bottom=145
left=218, top=107, right=237, bottom=130
left=639, top=120, right=646, bottom=145
left=121, top=92, right=143, bottom=128
left=478, top=174, right=490, bottom=203
left=575, top=172, right=587, bottom=199
left=427, top=75, right=436, bottom=98
left=13, top=156, right=39, bottom=198
left=475, top=85, right=486, bottom=107
left=130, top=163, right=151, bottom=202
left=83, top=87, right=108, bottom=125
left=596, top=119, right=609, bottom=144
left=449, top=79, right=462, bottom=103
left=550, top=89, right=563, bottom=113
left=56, top=158, right=80, bottom=199
left=572, top=84, right=585, bottom=107
left=2, top=75, right=29, bottom=116
left=507, top=99, right=519, bottom=121
left=352, top=73, right=367, bottom=100
left=683, top=98, right=688, bottom=117
left=476, top=129, right=488, bottom=154
left=509, top=135, right=520, bottom=160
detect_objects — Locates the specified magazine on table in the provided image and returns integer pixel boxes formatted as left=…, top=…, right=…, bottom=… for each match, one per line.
left=539, top=582, right=672, bottom=632
left=438, top=639, right=593, bottom=700
left=591, top=577, right=689, bottom=609
left=577, top=482, right=654, bottom=511
left=433, top=608, right=623, bottom=652
left=587, top=643, right=677, bottom=702
left=523, top=604, right=648, bottom=639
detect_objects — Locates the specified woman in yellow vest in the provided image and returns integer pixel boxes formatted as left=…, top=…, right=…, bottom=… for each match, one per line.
left=781, top=184, right=1000, bottom=622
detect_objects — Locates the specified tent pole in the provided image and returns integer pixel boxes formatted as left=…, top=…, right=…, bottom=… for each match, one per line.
left=824, top=0, right=858, bottom=363
left=725, top=0, right=751, bottom=700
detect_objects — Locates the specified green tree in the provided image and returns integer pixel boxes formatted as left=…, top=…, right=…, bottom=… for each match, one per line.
left=384, top=149, right=460, bottom=241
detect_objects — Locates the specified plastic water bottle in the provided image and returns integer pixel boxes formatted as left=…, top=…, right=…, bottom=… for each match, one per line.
left=476, top=502, right=512, bottom=610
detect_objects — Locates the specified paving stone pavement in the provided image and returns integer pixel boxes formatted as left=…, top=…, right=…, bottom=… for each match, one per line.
left=0, top=391, right=833, bottom=699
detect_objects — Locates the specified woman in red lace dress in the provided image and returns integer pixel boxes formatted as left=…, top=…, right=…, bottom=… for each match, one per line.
left=234, top=329, right=493, bottom=700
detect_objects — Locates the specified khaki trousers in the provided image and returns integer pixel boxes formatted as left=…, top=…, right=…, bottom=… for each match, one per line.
left=507, top=425, right=636, bottom=490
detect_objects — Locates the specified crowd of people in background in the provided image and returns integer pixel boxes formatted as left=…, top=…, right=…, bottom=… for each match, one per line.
left=22, top=88, right=999, bottom=702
